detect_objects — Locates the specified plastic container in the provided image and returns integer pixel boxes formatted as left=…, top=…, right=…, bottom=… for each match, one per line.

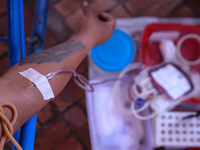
left=91, top=29, right=135, bottom=72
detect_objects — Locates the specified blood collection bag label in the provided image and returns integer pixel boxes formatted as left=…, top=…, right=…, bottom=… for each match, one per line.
left=151, top=64, right=191, bottom=100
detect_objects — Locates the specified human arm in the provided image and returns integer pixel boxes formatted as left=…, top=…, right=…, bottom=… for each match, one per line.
left=0, top=1, right=115, bottom=140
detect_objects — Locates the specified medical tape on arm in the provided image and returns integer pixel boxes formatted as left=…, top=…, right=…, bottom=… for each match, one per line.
left=19, top=68, right=55, bottom=100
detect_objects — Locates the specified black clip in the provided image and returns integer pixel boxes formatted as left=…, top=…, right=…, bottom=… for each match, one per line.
left=182, top=111, right=200, bottom=120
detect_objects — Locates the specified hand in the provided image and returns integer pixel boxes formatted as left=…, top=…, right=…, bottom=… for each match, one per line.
left=74, top=1, right=116, bottom=46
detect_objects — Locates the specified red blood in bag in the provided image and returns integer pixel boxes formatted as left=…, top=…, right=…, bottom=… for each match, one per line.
left=181, top=39, right=200, bottom=62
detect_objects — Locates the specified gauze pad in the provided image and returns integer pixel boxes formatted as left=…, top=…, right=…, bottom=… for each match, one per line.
left=19, top=68, right=55, bottom=100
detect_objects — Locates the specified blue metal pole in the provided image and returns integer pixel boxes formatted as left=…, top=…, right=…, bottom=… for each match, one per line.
left=7, top=0, right=21, bottom=149
left=19, top=0, right=26, bottom=59
left=7, top=0, right=21, bottom=67
left=29, top=0, right=49, bottom=54
left=20, top=115, right=37, bottom=149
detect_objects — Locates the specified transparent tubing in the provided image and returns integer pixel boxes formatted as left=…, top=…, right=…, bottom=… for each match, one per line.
left=112, top=63, right=144, bottom=114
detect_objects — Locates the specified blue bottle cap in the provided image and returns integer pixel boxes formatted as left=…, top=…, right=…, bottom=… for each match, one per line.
left=91, top=29, right=135, bottom=72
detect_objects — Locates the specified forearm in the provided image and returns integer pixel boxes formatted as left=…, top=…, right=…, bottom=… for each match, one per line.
left=0, top=34, right=93, bottom=133
left=0, top=1, right=115, bottom=147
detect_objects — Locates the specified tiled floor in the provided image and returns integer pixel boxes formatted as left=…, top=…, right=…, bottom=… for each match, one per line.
left=0, top=0, right=200, bottom=150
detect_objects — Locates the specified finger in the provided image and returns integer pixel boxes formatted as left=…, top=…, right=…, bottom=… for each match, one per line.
left=99, top=12, right=116, bottom=27
left=98, top=12, right=114, bottom=21
left=82, top=1, right=92, bottom=16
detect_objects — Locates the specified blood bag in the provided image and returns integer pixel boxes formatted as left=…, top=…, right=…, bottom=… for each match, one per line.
left=112, top=62, right=200, bottom=120
left=150, top=63, right=193, bottom=100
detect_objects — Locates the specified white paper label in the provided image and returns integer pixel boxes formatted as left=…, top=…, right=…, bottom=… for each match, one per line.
left=151, top=64, right=191, bottom=100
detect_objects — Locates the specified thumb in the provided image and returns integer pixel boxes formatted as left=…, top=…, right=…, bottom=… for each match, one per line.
left=82, top=1, right=92, bottom=16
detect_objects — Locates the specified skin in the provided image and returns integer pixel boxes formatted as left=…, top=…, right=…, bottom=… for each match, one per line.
left=0, top=1, right=115, bottom=141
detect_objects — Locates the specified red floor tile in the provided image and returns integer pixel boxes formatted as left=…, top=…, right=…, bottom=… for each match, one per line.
left=56, top=137, right=83, bottom=150
left=53, top=80, right=85, bottom=112
left=0, top=1, right=7, bottom=15
left=141, top=0, right=183, bottom=17
left=124, top=0, right=158, bottom=16
left=169, top=5, right=195, bottom=17
left=37, top=103, right=55, bottom=124
left=54, top=0, right=92, bottom=17
left=186, top=0, right=200, bottom=15
left=35, top=120, right=70, bottom=150
left=91, top=0, right=118, bottom=14
left=110, top=5, right=131, bottom=18
left=64, top=106, right=87, bottom=128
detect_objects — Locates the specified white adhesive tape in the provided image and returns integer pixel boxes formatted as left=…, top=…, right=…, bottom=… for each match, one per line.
left=19, top=68, right=55, bottom=100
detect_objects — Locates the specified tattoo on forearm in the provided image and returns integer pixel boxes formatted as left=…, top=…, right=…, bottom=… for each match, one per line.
left=19, top=40, right=85, bottom=65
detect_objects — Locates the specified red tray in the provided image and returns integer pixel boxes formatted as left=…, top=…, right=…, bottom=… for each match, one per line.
left=141, top=23, right=200, bottom=102
left=141, top=23, right=200, bottom=66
